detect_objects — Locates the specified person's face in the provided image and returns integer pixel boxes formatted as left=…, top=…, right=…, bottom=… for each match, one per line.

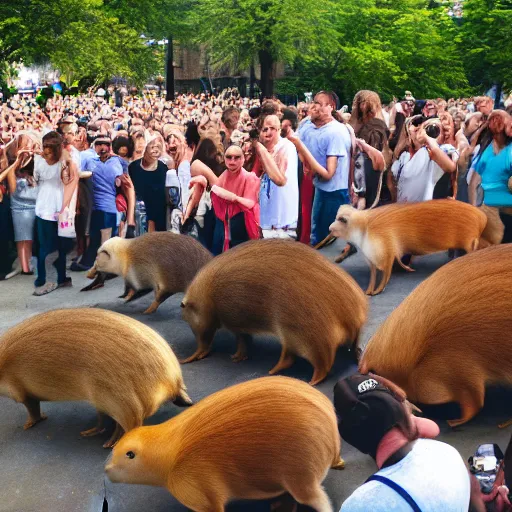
left=476, top=99, right=493, bottom=117
left=281, top=119, right=293, bottom=138
left=42, top=145, right=56, bottom=163
left=224, top=146, right=244, bottom=172
left=146, top=140, right=162, bottom=160
left=408, top=123, right=419, bottom=145
left=260, top=115, right=280, bottom=147
left=422, top=101, right=437, bottom=117
left=310, top=94, right=332, bottom=122
left=465, top=114, right=482, bottom=136
left=95, top=142, right=111, bottom=159
left=117, top=146, right=129, bottom=158
left=506, top=117, right=512, bottom=139
left=166, top=134, right=181, bottom=157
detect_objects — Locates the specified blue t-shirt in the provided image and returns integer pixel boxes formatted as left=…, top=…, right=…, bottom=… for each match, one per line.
left=475, top=142, right=512, bottom=207
left=340, top=439, right=470, bottom=512
left=298, top=119, right=351, bottom=192
left=83, top=154, right=124, bottom=213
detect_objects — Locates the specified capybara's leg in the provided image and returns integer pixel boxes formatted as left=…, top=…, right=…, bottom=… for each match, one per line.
left=331, top=456, right=345, bottom=470
left=231, top=333, right=252, bottom=362
left=395, top=256, right=415, bottom=272
left=365, top=262, right=377, bottom=295
left=80, top=412, right=106, bottom=437
left=123, top=287, right=152, bottom=302
left=180, top=329, right=217, bottom=364
left=103, top=422, right=124, bottom=449
left=372, top=257, right=394, bottom=295
left=310, top=367, right=329, bottom=386
left=22, top=396, right=47, bottom=430
left=463, top=238, right=480, bottom=254
left=269, top=346, right=295, bottom=375
left=143, top=287, right=173, bottom=314
left=289, top=484, right=332, bottom=512
left=173, top=388, right=193, bottom=407
left=447, top=384, right=485, bottom=428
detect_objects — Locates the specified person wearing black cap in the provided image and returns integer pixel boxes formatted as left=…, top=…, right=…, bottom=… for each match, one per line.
left=333, top=373, right=473, bottom=511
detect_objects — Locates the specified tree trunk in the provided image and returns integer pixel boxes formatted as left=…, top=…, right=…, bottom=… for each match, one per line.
left=166, top=35, right=175, bottom=101
left=258, top=49, right=274, bottom=99
left=249, top=61, right=256, bottom=99
left=494, top=83, right=502, bottom=109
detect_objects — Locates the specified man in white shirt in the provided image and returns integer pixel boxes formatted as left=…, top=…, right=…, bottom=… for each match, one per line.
left=257, top=115, right=299, bottom=239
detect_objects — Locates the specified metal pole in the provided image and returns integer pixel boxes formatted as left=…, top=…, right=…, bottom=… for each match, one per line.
left=166, top=35, right=175, bottom=101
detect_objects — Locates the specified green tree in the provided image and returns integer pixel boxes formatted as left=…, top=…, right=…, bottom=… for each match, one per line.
left=462, top=0, right=512, bottom=92
left=281, top=0, right=469, bottom=102
left=190, top=0, right=339, bottom=97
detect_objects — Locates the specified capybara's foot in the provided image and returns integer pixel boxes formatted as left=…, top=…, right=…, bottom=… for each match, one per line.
left=269, top=353, right=295, bottom=375
left=24, top=414, right=47, bottom=430
left=142, top=301, right=159, bottom=314
left=331, top=456, right=345, bottom=470
left=309, top=369, right=328, bottom=386
left=103, top=424, right=124, bottom=449
left=173, top=389, right=193, bottom=407
left=180, top=349, right=211, bottom=364
left=231, top=352, right=248, bottom=362
left=123, top=288, right=136, bottom=302
left=499, top=419, right=512, bottom=429
left=80, top=426, right=106, bottom=437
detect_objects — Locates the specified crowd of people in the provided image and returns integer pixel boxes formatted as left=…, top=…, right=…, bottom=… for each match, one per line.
left=0, top=87, right=511, bottom=295
left=1, top=85, right=512, bottom=509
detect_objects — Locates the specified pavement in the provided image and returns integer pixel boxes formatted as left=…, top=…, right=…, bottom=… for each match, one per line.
left=0, top=240, right=511, bottom=512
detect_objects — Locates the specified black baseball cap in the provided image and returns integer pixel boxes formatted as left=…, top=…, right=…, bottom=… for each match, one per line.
left=333, top=373, right=411, bottom=459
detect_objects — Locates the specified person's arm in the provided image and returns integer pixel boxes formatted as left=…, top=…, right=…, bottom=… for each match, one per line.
left=356, top=139, right=386, bottom=171
left=285, top=130, right=337, bottom=180
left=417, top=128, right=456, bottom=173
left=190, top=159, right=220, bottom=186
left=468, top=171, right=482, bottom=206
left=252, top=140, right=286, bottom=186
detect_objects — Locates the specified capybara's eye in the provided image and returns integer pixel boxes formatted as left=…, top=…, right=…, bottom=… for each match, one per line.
left=126, top=451, right=136, bottom=459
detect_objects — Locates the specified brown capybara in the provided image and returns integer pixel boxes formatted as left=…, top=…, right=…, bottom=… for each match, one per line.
left=106, top=376, right=344, bottom=512
left=359, top=244, right=512, bottom=427
left=180, top=239, right=367, bottom=385
left=0, top=309, right=192, bottom=447
left=87, top=232, right=213, bottom=314
left=328, top=199, right=489, bottom=295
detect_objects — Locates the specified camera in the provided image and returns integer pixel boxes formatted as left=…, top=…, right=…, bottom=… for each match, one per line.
left=425, top=124, right=440, bottom=139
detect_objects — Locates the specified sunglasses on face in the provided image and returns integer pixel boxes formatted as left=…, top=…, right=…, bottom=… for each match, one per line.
left=225, top=154, right=242, bottom=160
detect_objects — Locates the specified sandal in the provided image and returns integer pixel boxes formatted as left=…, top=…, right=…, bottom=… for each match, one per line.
left=33, top=282, right=58, bottom=296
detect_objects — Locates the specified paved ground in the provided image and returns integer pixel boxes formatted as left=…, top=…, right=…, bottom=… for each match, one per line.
left=0, top=240, right=510, bottom=512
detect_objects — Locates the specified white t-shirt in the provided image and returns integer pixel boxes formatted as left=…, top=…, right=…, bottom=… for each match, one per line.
left=341, top=439, right=470, bottom=512
left=259, top=137, right=299, bottom=229
left=391, top=145, right=457, bottom=203
left=34, top=154, right=63, bottom=221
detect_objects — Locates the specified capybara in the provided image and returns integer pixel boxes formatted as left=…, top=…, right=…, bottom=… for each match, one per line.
left=359, top=244, right=512, bottom=427
left=87, top=232, right=213, bottom=314
left=328, top=199, right=489, bottom=295
left=0, top=309, right=192, bottom=447
left=180, top=239, right=367, bottom=385
left=106, top=376, right=344, bottom=512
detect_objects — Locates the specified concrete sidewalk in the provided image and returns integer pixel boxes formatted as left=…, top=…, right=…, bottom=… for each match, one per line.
left=0, top=242, right=510, bottom=512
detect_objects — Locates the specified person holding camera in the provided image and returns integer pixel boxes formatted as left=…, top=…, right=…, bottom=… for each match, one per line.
left=334, top=373, right=478, bottom=512
left=390, top=115, right=457, bottom=203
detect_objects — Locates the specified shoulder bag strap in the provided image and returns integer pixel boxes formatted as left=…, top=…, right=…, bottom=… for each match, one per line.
left=366, top=475, right=422, bottom=512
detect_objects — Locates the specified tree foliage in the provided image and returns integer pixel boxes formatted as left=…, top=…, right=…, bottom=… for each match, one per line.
left=0, top=0, right=510, bottom=97
left=462, top=0, right=512, bottom=90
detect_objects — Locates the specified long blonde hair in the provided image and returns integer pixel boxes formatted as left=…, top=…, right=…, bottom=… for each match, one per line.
left=350, top=90, right=385, bottom=132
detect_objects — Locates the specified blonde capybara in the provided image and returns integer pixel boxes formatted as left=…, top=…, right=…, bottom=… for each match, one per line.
left=329, top=199, right=489, bottom=295
left=0, top=308, right=192, bottom=447
left=180, top=239, right=368, bottom=385
left=359, top=244, right=512, bottom=427
left=106, top=376, right=344, bottom=512
left=87, top=232, right=213, bottom=314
